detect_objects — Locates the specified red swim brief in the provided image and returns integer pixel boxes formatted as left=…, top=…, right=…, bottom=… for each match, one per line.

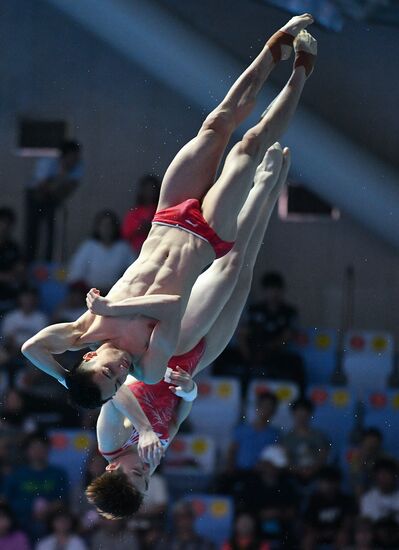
left=152, top=199, right=234, bottom=259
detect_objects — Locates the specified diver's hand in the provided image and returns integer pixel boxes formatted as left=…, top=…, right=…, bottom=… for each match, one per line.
left=167, top=366, right=195, bottom=394
left=138, top=428, right=163, bottom=466
left=86, top=288, right=111, bottom=316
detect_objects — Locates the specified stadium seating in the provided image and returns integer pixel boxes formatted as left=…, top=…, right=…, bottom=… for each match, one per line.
left=293, top=328, right=338, bottom=385
left=49, top=429, right=95, bottom=485
left=246, top=379, right=300, bottom=432
left=190, top=377, right=241, bottom=450
left=32, top=263, right=68, bottom=314
left=164, top=434, right=216, bottom=475
left=363, top=390, right=399, bottom=456
left=308, top=385, right=357, bottom=455
left=164, top=434, right=217, bottom=499
left=183, top=494, right=234, bottom=545
left=343, top=330, right=393, bottom=396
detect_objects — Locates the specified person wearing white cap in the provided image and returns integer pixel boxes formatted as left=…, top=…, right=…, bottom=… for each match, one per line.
left=260, top=444, right=289, bottom=468
left=232, top=444, right=298, bottom=547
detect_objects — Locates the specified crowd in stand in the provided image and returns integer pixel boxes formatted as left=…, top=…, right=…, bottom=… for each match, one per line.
left=0, top=145, right=399, bottom=549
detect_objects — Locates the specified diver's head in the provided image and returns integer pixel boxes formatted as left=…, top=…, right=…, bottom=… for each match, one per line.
left=85, top=450, right=150, bottom=519
left=65, top=343, right=132, bottom=408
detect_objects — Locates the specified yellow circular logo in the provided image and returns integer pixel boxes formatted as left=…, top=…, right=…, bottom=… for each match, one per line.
left=210, top=500, right=228, bottom=517
left=55, top=267, right=67, bottom=281
left=275, top=386, right=293, bottom=401
left=74, top=434, right=91, bottom=451
left=217, top=383, right=232, bottom=398
left=391, top=394, right=399, bottom=409
left=332, top=390, right=349, bottom=407
left=192, top=438, right=208, bottom=455
left=372, top=336, right=388, bottom=353
left=315, top=334, right=331, bottom=350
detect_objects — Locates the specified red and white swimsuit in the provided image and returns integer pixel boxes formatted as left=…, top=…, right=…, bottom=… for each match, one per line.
left=100, top=339, right=206, bottom=458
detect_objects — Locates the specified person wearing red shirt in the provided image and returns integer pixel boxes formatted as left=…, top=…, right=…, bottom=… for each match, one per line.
left=122, top=175, right=160, bottom=254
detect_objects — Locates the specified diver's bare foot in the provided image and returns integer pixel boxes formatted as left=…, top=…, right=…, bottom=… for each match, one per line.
left=281, top=14, right=314, bottom=37
left=267, top=13, right=314, bottom=63
left=294, top=30, right=317, bottom=77
left=254, top=142, right=283, bottom=193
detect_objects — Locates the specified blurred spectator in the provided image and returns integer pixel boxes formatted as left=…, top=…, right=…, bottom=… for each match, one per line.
left=79, top=410, right=99, bottom=432
left=155, top=501, right=215, bottom=550
left=0, top=502, right=31, bottom=550
left=1, top=286, right=48, bottom=354
left=226, top=391, right=279, bottom=472
left=0, top=388, right=35, bottom=432
left=238, top=272, right=305, bottom=390
left=373, top=517, right=399, bottom=549
left=0, top=346, right=12, bottom=392
left=282, top=398, right=330, bottom=486
left=302, top=466, right=356, bottom=550
left=2, top=432, right=69, bottom=539
left=67, top=210, right=135, bottom=294
left=25, top=140, right=83, bottom=262
left=348, top=427, right=391, bottom=497
left=361, top=458, right=399, bottom=522
left=0, top=389, right=36, bottom=478
left=221, top=513, right=271, bottom=550
left=237, top=445, right=298, bottom=545
left=122, top=174, right=161, bottom=254
left=142, top=520, right=166, bottom=550
left=36, top=509, right=87, bottom=550
left=52, top=282, right=88, bottom=323
left=0, top=207, right=25, bottom=315
left=90, top=518, right=140, bottom=550
left=72, top=449, right=105, bottom=521
left=15, top=364, right=65, bottom=403
left=0, top=435, right=18, bottom=483
left=345, top=517, right=374, bottom=550
left=138, top=470, right=168, bottom=520
left=83, top=450, right=107, bottom=495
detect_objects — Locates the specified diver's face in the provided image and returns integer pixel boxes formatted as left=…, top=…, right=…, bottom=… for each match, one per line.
left=106, top=452, right=150, bottom=494
left=83, top=347, right=132, bottom=400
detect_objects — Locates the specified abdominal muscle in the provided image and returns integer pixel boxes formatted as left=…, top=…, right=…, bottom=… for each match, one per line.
left=106, top=225, right=214, bottom=309
left=79, top=226, right=214, bottom=357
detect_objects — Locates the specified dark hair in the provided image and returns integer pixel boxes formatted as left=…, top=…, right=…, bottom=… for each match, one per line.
left=18, top=284, right=39, bottom=299
left=24, top=431, right=50, bottom=451
left=362, top=427, right=383, bottom=441
left=261, top=271, right=285, bottom=290
left=374, top=516, right=399, bottom=534
left=173, top=501, right=195, bottom=519
left=68, top=281, right=90, bottom=294
left=291, top=397, right=314, bottom=414
left=0, top=207, right=16, bottom=225
left=230, top=513, right=263, bottom=549
left=0, top=502, right=18, bottom=532
left=92, top=210, right=121, bottom=243
left=136, top=174, right=161, bottom=205
left=59, top=140, right=80, bottom=156
left=318, top=465, right=342, bottom=483
left=256, top=390, right=278, bottom=410
left=64, top=362, right=109, bottom=409
left=374, top=458, right=397, bottom=475
left=1, top=388, right=26, bottom=424
left=48, top=507, right=78, bottom=533
left=86, top=469, right=144, bottom=519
